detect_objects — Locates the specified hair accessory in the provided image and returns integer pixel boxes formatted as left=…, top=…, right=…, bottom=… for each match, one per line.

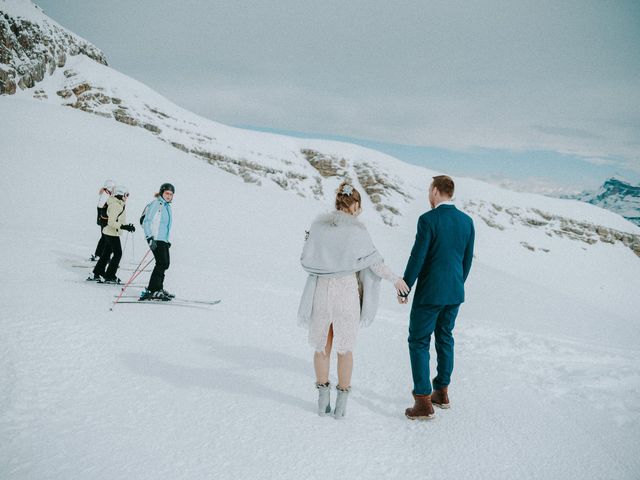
left=341, top=184, right=353, bottom=196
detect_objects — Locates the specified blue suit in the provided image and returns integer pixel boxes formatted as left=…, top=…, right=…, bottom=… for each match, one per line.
left=403, top=203, right=474, bottom=395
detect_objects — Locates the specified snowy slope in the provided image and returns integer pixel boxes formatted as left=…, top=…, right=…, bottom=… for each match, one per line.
left=1, top=96, right=640, bottom=480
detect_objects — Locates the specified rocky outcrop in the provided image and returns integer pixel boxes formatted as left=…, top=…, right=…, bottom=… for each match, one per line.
left=465, top=200, right=640, bottom=257
left=189, top=147, right=309, bottom=190
left=113, top=108, right=138, bottom=126
left=353, top=161, right=412, bottom=224
left=301, top=149, right=412, bottom=225
left=0, top=9, right=107, bottom=95
left=301, top=149, right=348, bottom=178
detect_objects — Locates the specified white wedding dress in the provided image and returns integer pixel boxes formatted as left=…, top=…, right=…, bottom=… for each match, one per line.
left=308, top=263, right=398, bottom=354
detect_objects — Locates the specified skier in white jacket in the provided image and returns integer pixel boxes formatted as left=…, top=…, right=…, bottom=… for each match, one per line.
left=91, top=179, right=115, bottom=261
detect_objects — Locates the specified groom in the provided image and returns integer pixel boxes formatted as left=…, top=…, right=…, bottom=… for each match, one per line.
left=399, top=175, right=475, bottom=420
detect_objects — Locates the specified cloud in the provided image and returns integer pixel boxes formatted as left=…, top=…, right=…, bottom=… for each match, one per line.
left=532, top=125, right=603, bottom=140
left=163, top=80, right=640, bottom=173
left=35, top=0, right=640, bottom=172
left=481, top=175, right=592, bottom=196
left=581, top=157, right=622, bottom=166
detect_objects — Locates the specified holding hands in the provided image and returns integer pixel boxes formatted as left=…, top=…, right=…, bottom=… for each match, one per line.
left=395, top=278, right=410, bottom=304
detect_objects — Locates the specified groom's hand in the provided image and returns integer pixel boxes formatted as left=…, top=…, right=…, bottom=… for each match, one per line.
left=394, top=278, right=410, bottom=296
left=395, top=278, right=410, bottom=304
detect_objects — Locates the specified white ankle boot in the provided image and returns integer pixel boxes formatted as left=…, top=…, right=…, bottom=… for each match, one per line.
left=316, top=382, right=331, bottom=416
left=334, top=386, right=351, bottom=419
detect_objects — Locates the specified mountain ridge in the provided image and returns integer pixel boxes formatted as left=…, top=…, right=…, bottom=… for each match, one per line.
left=562, top=177, right=640, bottom=227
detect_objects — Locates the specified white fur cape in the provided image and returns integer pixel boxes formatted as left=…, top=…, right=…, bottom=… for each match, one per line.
left=297, top=211, right=383, bottom=327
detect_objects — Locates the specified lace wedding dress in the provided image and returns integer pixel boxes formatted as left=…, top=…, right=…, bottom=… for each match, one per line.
left=308, top=263, right=398, bottom=354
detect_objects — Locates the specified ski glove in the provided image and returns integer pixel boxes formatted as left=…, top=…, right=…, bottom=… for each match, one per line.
left=121, top=223, right=136, bottom=232
left=147, top=237, right=157, bottom=250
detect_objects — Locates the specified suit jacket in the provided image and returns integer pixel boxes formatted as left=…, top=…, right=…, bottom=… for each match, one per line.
left=403, top=204, right=474, bottom=306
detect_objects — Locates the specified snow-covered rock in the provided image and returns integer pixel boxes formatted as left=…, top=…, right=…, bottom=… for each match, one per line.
left=563, top=177, right=640, bottom=227
left=0, top=0, right=106, bottom=94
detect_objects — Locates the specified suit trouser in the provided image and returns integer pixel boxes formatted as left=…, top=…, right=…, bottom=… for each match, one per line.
left=408, top=304, right=460, bottom=395
left=147, top=241, right=170, bottom=292
left=93, top=235, right=122, bottom=279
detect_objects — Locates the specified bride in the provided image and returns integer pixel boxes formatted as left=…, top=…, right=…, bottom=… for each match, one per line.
left=298, top=181, right=409, bottom=419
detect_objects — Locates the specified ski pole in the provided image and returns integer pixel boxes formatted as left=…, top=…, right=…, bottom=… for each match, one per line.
left=111, top=252, right=153, bottom=311
left=111, top=249, right=152, bottom=311
left=128, top=246, right=150, bottom=279
left=122, top=231, right=130, bottom=258
left=125, top=257, right=154, bottom=285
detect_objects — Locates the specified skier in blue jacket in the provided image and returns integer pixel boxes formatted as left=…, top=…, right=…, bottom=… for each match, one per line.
left=140, top=183, right=174, bottom=301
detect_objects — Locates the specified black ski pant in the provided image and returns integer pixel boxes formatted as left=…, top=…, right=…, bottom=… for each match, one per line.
left=147, top=241, right=170, bottom=292
left=94, top=231, right=107, bottom=257
left=93, top=235, right=122, bottom=279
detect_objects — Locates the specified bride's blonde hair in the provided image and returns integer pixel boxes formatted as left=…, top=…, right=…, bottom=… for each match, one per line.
left=335, top=180, right=361, bottom=212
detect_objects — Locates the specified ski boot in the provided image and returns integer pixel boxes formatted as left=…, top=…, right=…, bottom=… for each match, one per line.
left=86, top=274, right=101, bottom=282
left=101, top=276, right=122, bottom=285
left=139, top=288, right=153, bottom=301
left=139, top=289, right=171, bottom=301
left=160, top=288, right=175, bottom=299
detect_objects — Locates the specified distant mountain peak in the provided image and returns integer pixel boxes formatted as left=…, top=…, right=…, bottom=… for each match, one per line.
left=566, top=178, right=640, bottom=227
left=601, top=177, right=640, bottom=191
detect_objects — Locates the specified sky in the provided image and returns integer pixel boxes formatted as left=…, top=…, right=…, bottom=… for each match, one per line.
left=33, top=0, right=640, bottom=192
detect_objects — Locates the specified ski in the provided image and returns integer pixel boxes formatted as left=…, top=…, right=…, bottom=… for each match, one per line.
left=71, top=279, right=147, bottom=288
left=114, top=295, right=221, bottom=306
left=113, top=299, right=218, bottom=310
left=97, top=278, right=129, bottom=285
left=73, top=264, right=152, bottom=272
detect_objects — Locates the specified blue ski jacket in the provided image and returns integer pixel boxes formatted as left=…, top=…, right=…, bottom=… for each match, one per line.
left=143, top=197, right=173, bottom=243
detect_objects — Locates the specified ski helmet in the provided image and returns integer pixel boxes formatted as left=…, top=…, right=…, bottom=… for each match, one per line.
left=159, top=183, right=175, bottom=195
left=103, top=179, right=116, bottom=191
left=114, top=185, right=129, bottom=197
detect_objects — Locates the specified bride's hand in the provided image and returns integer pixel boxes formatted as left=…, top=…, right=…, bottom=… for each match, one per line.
left=394, top=278, right=410, bottom=296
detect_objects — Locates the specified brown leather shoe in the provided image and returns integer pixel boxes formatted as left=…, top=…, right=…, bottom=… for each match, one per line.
left=405, top=392, right=435, bottom=420
left=431, top=386, right=450, bottom=409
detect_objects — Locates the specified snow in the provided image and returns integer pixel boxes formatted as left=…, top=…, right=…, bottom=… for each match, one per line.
left=0, top=0, right=96, bottom=49
left=1, top=96, right=640, bottom=479
left=0, top=0, right=49, bottom=23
